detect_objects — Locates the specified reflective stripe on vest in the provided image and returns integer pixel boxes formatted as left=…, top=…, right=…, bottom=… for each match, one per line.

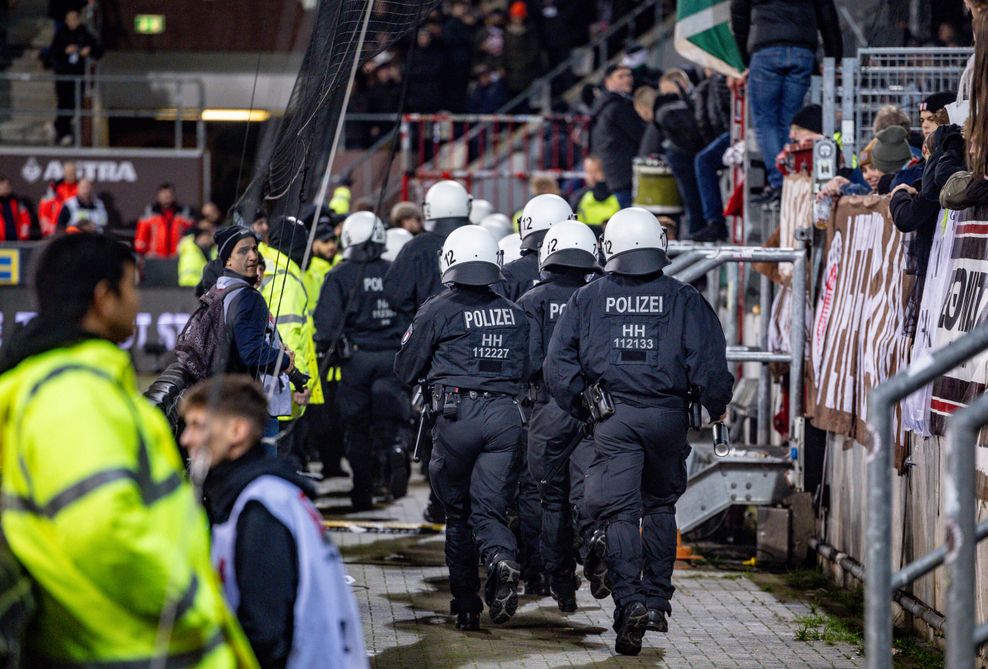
left=3, top=364, right=182, bottom=517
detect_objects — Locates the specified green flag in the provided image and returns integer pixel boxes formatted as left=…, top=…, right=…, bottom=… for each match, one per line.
left=675, top=0, right=745, bottom=77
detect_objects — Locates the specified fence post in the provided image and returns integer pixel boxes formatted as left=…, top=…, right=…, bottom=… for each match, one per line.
left=822, top=58, right=836, bottom=139
left=945, top=395, right=984, bottom=669
left=174, top=83, right=184, bottom=149
left=840, top=57, right=857, bottom=166
left=757, top=272, right=772, bottom=447
left=74, top=77, right=82, bottom=148
left=789, top=242, right=807, bottom=489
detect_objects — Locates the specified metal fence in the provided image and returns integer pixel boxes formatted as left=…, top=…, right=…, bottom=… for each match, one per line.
left=830, top=48, right=973, bottom=155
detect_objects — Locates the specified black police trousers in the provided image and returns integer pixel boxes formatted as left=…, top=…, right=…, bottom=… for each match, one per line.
left=338, top=349, right=404, bottom=501
left=584, top=404, right=690, bottom=615
left=527, top=399, right=594, bottom=584
left=516, top=410, right=543, bottom=583
left=429, top=393, right=524, bottom=613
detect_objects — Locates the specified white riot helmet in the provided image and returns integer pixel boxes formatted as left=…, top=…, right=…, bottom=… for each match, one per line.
left=478, top=213, right=513, bottom=241
left=469, top=199, right=495, bottom=225
left=539, top=221, right=600, bottom=271
left=383, top=227, right=413, bottom=262
left=602, top=207, right=670, bottom=275
left=340, top=211, right=387, bottom=260
left=517, top=193, right=576, bottom=250
left=498, top=233, right=522, bottom=265
left=423, top=180, right=472, bottom=224
left=439, top=225, right=501, bottom=286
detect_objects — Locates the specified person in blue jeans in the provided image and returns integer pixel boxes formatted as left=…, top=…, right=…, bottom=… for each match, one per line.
left=691, top=131, right=732, bottom=242
left=730, top=0, right=843, bottom=200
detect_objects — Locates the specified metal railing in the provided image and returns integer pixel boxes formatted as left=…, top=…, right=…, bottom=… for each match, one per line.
left=0, top=72, right=206, bottom=149
left=668, top=241, right=809, bottom=485
left=865, top=322, right=988, bottom=669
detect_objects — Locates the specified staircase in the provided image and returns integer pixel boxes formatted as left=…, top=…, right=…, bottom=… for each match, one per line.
left=0, top=0, right=58, bottom=145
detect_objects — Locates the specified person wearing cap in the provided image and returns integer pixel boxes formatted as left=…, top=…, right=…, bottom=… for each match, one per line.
left=589, top=64, right=645, bottom=208
left=863, top=126, right=915, bottom=193
left=394, top=225, right=530, bottom=632
left=545, top=207, right=733, bottom=655
left=919, top=91, right=955, bottom=138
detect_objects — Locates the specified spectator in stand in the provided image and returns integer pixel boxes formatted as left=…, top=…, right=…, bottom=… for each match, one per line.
left=49, top=8, right=102, bottom=146
left=730, top=0, right=842, bottom=203
left=589, top=64, right=644, bottom=208
left=691, top=70, right=734, bottom=243
left=873, top=105, right=923, bottom=156
left=389, top=201, right=424, bottom=235
left=38, top=160, right=78, bottom=236
left=0, top=176, right=38, bottom=242
left=634, top=86, right=662, bottom=156
left=180, top=376, right=366, bottom=668
left=570, top=155, right=620, bottom=231
left=443, top=0, right=480, bottom=113
left=467, top=64, right=509, bottom=113
left=475, top=10, right=506, bottom=72
left=890, top=123, right=967, bottom=336
left=513, top=174, right=561, bottom=227
left=857, top=127, right=913, bottom=194
left=622, top=43, right=661, bottom=91
left=56, top=177, right=108, bottom=233
left=935, top=21, right=964, bottom=47
left=503, top=2, right=542, bottom=101
left=919, top=92, right=955, bottom=139
left=533, top=0, right=592, bottom=71
left=249, top=209, right=270, bottom=245
left=406, top=29, right=445, bottom=113
left=201, top=200, right=224, bottom=227
left=365, top=57, right=403, bottom=141
left=651, top=70, right=707, bottom=238
left=134, top=183, right=195, bottom=257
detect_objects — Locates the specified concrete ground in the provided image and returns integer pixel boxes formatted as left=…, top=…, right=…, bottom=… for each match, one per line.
left=319, top=474, right=864, bottom=669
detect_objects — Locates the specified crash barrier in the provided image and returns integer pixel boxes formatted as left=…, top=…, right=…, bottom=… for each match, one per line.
left=818, top=49, right=972, bottom=163
left=400, top=113, right=589, bottom=216
left=0, top=284, right=197, bottom=374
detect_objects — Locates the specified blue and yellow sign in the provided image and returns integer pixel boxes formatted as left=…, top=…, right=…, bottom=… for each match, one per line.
left=0, top=249, right=20, bottom=285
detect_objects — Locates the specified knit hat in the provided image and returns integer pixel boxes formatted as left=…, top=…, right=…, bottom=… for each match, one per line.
left=870, top=126, right=913, bottom=173
left=790, top=104, right=823, bottom=135
left=214, top=226, right=256, bottom=266
left=920, top=91, right=955, bottom=114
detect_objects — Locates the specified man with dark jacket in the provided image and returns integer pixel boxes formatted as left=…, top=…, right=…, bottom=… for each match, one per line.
left=182, top=375, right=366, bottom=669
left=652, top=73, right=706, bottom=237
left=590, top=65, right=645, bottom=208
left=49, top=9, right=102, bottom=145
left=691, top=72, right=734, bottom=242
left=730, top=0, right=842, bottom=200
left=0, top=176, right=37, bottom=242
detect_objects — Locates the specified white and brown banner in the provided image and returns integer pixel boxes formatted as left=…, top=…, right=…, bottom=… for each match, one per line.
left=809, top=196, right=913, bottom=446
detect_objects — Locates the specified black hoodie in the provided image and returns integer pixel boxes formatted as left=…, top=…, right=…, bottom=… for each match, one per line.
left=203, top=447, right=314, bottom=669
left=267, top=217, right=309, bottom=270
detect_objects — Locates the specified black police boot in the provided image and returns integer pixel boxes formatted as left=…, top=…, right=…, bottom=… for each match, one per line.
left=484, top=558, right=521, bottom=624
left=450, top=600, right=480, bottom=631
left=550, top=572, right=579, bottom=613
left=613, top=602, right=649, bottom=656
left=647, top=609, right=668, bottom=633
left=583, top=528, right=612, bottom=599
left=523, top=571, right=551, bottom=597
left=387, top=436, right=411, bottom=500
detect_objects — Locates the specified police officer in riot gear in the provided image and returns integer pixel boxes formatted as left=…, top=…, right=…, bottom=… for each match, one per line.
left=314, top=212, right=410, bottom=510
left=385, top=180, right=473, bottom=523
left=394, top=225, right=530, bottom=631
left=500, top=193, right=577, bottom=301
left=517, top=220, right=599, bottom=613
left=545, top=207, right=733, bottom=655
left=500, top=192, right=577, bottom=595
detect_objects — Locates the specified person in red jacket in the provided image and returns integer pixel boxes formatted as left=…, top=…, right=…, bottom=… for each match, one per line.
left=37, top=161, right=79, bottom=237
left=134, top=182, right=195, bottom=257
left=0, top=176, right=38, bottom=242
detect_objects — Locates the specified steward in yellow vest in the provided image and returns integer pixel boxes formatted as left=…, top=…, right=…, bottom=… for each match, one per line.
left=0, top=234, right=256, bottom=669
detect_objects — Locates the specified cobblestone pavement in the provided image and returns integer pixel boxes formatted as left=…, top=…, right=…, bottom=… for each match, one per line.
left=319, top=475, right=863, bottom=669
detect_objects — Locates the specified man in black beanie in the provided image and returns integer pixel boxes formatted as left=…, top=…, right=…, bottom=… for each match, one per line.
left=790, top=104, right=823, bottom=139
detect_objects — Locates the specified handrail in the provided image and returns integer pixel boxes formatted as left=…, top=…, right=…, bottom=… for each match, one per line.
left=865, top=321, right=988, bottom=669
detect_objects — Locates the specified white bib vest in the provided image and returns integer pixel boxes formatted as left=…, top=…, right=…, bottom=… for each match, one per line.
left=211, top=475, right=367, bottom=669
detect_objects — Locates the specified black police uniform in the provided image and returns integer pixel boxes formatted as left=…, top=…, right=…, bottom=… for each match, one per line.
left=314, top=250, right=409, bottom=507
left=496, top=237, right=548, bottom=592
left=516, top=268, right=596, bottom=600
left=385, top=216, right=471, bottom=519
left=394, top=285, right=530, bottom=618
left=545, top=270, right=733, bottom=619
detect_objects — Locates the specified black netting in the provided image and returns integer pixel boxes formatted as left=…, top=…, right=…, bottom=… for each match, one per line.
left=239, top=0, right=439, bottom=221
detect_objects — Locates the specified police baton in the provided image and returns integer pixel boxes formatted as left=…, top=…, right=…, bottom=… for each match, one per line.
left=411, top=380, right=432, bottom=464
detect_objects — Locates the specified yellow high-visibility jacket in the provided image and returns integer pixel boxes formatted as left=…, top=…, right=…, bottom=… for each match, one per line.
left=177, top=235, right=217, bottom=288
left=259, top=245, right=325, bottom=413
left=0, top=338, right=257, bottom=669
